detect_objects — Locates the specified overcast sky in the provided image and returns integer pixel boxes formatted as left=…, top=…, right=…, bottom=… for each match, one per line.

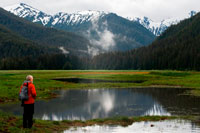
left=0, top=0, right=199, bottom=21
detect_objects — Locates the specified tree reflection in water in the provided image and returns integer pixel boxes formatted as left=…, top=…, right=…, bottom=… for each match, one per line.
left=0, top=88, right=200, bottom=121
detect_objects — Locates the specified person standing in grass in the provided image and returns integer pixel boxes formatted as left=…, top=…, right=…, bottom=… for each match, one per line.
left=19, top=75, right=36, bottom=128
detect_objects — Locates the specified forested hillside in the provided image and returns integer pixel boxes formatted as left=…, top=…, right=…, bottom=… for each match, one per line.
left=0, top=8, right=91, bottom=56
left=1, top=7, right=200, bottom=70
left=0, top=8, right=86, bottom=69
left=0, top=24, right=80, bottom=70
left=0, top=24, right=55, bottom=57
left=4, top=3, right=156, bottom=53
left=89, top=12, right=200, bottom=70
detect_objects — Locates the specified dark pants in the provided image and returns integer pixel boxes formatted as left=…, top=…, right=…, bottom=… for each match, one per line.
left=23, top=104, right=34, bottom=128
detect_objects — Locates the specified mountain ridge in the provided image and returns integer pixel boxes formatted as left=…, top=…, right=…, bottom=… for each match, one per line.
left=89, top=12, right=200, bottom=70
left=0, top=7, right=92, bottom=57
left=4, top=3, right=156, bottom=55
left=0, top=8, right=90, bottom=69
left=4, top=3, right=198, bottom=36
left=128, top=10, right=197, bottom=36
left=4, top=3, right=108, bottom=27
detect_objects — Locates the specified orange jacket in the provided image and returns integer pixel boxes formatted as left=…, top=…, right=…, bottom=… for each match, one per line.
left=20, top=82, right=36, bottom=104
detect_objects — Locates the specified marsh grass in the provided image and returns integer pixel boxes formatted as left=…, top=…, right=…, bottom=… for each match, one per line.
left=0, top=70, right=200, bottom=132
left=0, top=70, right=200, bottom=103
left=0, top=110, right=190, bottom=133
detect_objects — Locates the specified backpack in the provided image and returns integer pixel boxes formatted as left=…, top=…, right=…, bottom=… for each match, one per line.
left=19, top=82, right=29, bottom=101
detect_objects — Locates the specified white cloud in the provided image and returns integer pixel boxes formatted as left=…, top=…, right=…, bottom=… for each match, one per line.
left=86, top=19, right=116, bottom=56
left=59, top=47, right=69, bottom=55
left=0, top=0, right=199, bottom=21
left=98, top=28, right=115, bottom=50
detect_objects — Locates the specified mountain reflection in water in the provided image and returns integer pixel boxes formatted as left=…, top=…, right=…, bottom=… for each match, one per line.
left=0, top=88, right=200, bottom=121
left=36, top=88, right=158, bottom=120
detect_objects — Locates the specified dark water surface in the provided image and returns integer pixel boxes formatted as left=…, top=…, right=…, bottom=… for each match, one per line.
left=0, top=88, right=200, bottom=121
left=53, top=78, right=145, bottom=83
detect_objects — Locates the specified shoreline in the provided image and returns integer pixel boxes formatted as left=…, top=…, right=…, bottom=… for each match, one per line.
left=1, top=70, right=200, bottom=132
left=0, top=109, right=199, bottom=133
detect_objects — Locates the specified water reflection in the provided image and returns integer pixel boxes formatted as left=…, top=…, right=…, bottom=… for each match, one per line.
left=0, top=88, right=200, bottom=121
left=86, top=89, right=115, bottom=118
left=34, top=88, right=158, bottom=120
left=64, top=120, right=200, bottom=133
left=143, top=104, right=170, bottom=116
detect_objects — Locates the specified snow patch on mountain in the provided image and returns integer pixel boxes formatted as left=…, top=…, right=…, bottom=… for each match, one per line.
left=4, top=3, right=39, bottom=17
left=129, top=17, right=179, bottom=36
left=129, top=10, right=198, bottom=36
left=4, top=3, right=52, bottom=25
left=51, top=10, right=107, bottom=26
left=4, top=3, right=198, bottom=37
left=4, top=3, right=109, bottom=27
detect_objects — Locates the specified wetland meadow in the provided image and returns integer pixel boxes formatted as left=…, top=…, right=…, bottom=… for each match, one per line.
left=0, top=70, right=200, bottom=132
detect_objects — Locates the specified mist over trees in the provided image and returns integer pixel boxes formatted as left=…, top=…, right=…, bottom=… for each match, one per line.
left=86, top=12, right=200, bottom=71
left=0, top=7, right=89, bottom=70
left=0, top=8, right=200, bottom=70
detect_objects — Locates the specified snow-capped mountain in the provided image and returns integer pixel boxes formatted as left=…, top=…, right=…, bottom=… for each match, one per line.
left=4, top=3, right=107, bottom=27
left=51, top=10, right=107, bottom=26
left=4, top=3, right=198, bottom=37
left=4, top=3, right=156, bottom=55
left=4, top=3, right=52, bottom=25
left=130, top=17, right=176, bottom=36
left=129, top=11, right=197, bottom=36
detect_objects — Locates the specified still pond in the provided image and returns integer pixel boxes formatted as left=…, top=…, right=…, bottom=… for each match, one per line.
left=0, top=87, right=200, bottom=121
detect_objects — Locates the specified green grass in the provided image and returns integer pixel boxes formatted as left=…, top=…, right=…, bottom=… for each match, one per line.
left=1, top=70, right=200, bottom=132
left=0, top=110, right=195, bottom=133
left=0, top=70, right=200, bottom=103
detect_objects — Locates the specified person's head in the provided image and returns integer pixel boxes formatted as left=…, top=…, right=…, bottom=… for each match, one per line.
left=26, top=75, right=33, bottom=83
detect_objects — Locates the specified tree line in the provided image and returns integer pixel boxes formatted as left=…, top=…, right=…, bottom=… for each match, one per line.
left=86, top=12, right=200, bottom=70
left=1, top=11, right=200, bottom=70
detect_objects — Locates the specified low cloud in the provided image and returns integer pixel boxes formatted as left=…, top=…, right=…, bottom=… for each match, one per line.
left=87, top=45, right=100, bottom=57
left=59, top=46, right=69, bottom=54
left=86, top=19, right=116, bottom=56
